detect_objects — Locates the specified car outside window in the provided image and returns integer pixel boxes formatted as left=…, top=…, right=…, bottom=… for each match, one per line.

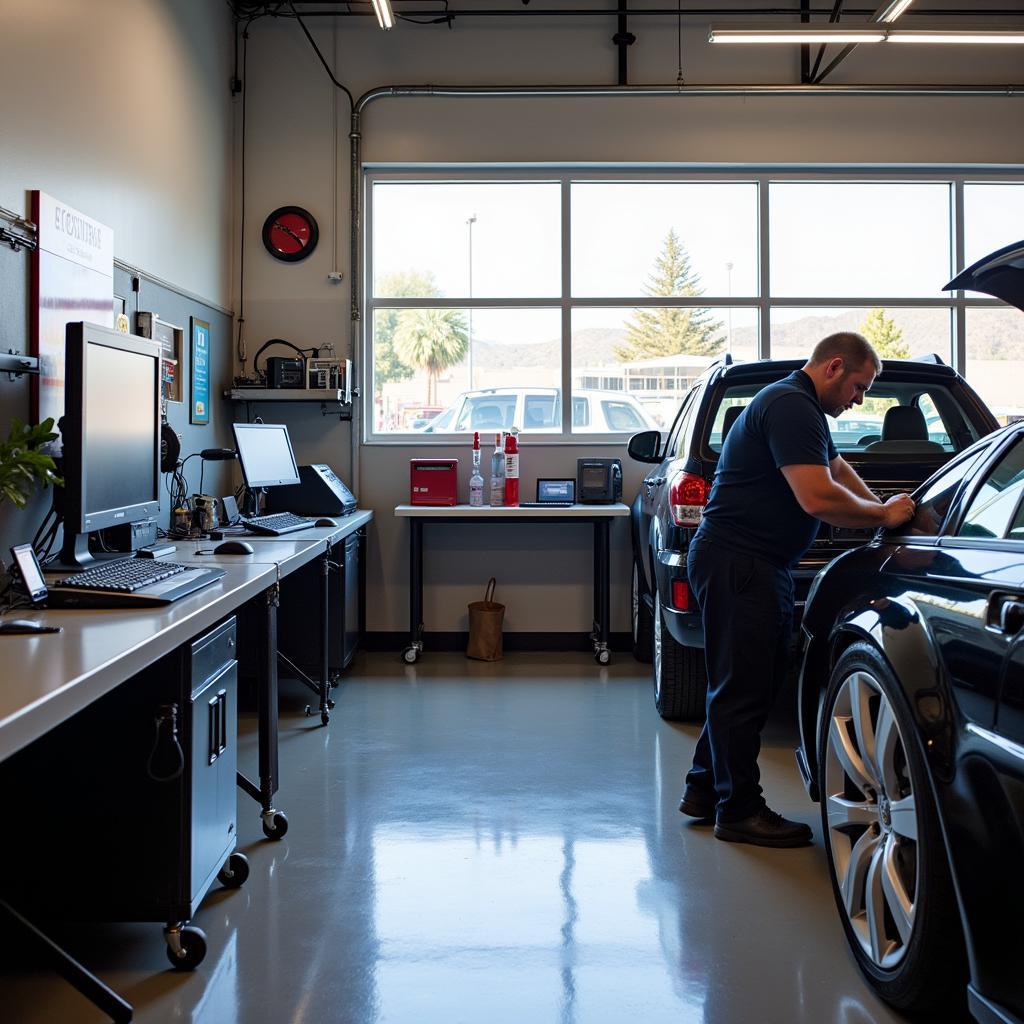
left=602, top=400, right=646, bottom=432
left=957, top=439, right=1024, bottom=540
left=455, top=394, right=516, bottom=431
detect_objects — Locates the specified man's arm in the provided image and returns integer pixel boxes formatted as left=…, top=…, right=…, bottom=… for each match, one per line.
left=781, top=464, right=914, bottom=528
left=830, top=455, right=879, bottom=504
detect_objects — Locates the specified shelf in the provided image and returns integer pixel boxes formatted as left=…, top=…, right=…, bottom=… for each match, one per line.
left=225, top=387, right=352, bottom=419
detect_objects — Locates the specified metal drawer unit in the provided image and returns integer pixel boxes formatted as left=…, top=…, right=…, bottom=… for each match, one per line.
left=0, top=616, right=249, bottom=972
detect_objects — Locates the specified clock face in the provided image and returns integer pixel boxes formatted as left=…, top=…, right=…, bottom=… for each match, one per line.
left=262, top=206, right=319, bottom=262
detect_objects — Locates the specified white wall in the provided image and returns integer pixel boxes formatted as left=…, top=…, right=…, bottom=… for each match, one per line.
left=0, top=0, right=235, bottom=309
left=237, top=9, right=1024, bottom=636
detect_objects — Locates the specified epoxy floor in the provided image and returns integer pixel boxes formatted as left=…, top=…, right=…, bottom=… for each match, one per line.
left=3, top=652, right=925, bottom=1023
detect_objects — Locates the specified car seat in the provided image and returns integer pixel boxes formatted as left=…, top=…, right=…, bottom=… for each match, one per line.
left=864, top=406, right=945, bottom=453
left=721, top=405, right=745, bottom=445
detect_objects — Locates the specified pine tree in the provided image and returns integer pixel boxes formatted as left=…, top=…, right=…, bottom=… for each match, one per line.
left=860, top=308, right=909, bottom=360
left=617, top=230, right=725, bottom=361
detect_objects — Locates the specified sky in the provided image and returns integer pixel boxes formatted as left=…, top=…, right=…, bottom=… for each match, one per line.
left=370, top=178, right=1024, bottom=344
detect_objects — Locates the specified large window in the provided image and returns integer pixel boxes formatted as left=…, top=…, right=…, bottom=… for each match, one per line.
left=365, top=172, right=1023, bottom=440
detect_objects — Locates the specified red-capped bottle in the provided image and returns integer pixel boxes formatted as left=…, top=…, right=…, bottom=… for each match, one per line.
left=504, top=430, right=519, bottom=507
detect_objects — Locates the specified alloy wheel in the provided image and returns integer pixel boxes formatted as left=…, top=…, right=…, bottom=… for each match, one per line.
left=824, top=670, right=920, bottom=970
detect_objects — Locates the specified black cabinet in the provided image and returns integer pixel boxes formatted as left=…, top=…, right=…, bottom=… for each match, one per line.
left=1, top=616, right=246, bottom=969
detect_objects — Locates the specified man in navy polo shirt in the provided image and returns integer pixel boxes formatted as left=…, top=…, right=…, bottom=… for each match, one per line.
left=679, top=332, right=916, bottom=847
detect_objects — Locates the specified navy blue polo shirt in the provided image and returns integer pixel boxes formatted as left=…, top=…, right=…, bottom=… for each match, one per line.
left=698, top=370, right=838, bottom=569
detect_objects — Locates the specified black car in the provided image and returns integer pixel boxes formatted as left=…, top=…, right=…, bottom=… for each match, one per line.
left=797, top=241, right=1024, bottom=1023
left=627, top=355, right=998, bottom=721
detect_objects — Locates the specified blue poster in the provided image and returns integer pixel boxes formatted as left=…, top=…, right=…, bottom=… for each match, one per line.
left=190, top=317, right=210, bottom=425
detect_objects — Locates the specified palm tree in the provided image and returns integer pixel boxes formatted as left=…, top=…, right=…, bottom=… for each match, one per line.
left=394, top=308, right=470, bottom=406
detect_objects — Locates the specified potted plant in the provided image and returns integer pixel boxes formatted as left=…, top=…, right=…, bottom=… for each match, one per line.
left=0, top=417, right=63, bottom=509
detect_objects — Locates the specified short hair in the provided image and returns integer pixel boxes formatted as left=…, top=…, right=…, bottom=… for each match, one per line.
left=809, top=332, right=881, bottom=374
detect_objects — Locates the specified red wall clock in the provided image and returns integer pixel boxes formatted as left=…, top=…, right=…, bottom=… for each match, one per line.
left=262, top=206, right=319, bottom=263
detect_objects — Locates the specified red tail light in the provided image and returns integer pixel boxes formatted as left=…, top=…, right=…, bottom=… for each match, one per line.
left=669, top=472, right=710, bottom=527
left=671, top=579, right=691, bottom=610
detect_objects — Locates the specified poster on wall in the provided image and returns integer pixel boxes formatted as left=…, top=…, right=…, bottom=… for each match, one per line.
left=30, top=191, right=114, bottom=448
left=190, top=316, right=210, bottom=425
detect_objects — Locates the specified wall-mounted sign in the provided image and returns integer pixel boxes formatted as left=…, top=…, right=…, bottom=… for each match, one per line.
left=30, top=191, right=114, bottom=440
left=190, top=316, right=210, bottom=425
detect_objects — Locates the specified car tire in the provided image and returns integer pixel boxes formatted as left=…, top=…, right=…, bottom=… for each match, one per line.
left=631, top=561, right=653, bottom=663
left=652, top=588, right=707, bottom=721
left=818, top=642, right=966, bottom=1016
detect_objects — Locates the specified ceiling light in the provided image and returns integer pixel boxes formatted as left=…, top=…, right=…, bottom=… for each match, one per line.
left=708, top=26, right=887, bottom=44
left=878, top=0, right=914, bottom=22
left=887, top=29, right=1024, bottom=44
left=370, top=0, right=394, bottom=30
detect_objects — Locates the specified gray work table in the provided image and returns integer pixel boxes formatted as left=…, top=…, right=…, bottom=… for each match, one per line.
left=394, top=503, right=629, bottom=665
left=0, top=561, right=276, bottom=764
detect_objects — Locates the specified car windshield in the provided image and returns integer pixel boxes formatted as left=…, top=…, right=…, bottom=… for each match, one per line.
left=705, top=378, right=981, bottom=455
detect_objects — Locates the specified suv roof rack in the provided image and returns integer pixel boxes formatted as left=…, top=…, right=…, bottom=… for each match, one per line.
left=910, top=352, right=946, bottom=365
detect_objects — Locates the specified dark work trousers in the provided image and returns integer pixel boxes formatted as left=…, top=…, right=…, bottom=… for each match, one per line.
left=683, top=532, right=795, bottom=822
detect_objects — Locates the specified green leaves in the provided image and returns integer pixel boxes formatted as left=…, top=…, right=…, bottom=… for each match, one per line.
left=0, top=417, right=63, bottom=509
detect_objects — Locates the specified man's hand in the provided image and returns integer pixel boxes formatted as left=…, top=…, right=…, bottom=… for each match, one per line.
left=881, top=493, right=915, bottom=528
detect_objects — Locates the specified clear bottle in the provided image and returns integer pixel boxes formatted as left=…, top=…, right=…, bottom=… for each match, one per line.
left=489, top=431, right=505, bottom=506
left=469, top=431, right=484, bottom=507
left=504, top=429, right=519, bottom=507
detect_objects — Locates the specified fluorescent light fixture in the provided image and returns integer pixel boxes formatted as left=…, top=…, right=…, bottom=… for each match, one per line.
left=887, top=29, right=1024, bottom=44
left=878, top=0, right=914, bottom=22
left=370, top=0, right=394, bottom=30
left=708, top=26, right=886, bottom=44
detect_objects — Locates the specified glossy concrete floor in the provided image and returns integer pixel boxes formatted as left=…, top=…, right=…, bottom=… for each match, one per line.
left=2, top=652, right=926, bottom=1024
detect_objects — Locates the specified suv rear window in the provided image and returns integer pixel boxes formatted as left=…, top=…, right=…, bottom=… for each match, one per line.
left=704, top=379, right=981, bottom=455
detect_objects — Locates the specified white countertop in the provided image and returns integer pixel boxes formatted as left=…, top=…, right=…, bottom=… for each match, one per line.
left=394, top=503, right=629, bottom=518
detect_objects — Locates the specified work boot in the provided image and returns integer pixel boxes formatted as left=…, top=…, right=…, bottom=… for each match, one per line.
left=678, top=787, right=716, bottom=821
left=714, top=806, right=813, bottom=848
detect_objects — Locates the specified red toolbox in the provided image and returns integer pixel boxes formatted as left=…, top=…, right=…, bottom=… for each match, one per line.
left=410, top=458, right=459, bottom=506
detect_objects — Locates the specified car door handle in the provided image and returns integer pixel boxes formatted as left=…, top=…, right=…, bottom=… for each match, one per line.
left=989, top=595, right=1024, bottom=636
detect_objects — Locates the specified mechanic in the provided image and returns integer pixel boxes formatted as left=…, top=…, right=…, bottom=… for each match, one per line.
left=679, top=332, right=916, bottom=847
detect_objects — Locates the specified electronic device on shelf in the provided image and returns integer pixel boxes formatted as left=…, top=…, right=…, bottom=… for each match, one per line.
left=409, top=458, right=458, bottom=506
left=56, top=323, right=163, bottom=571
left=265, top=356, right=304, bottom=389
left=576, top=458, right=622, bottom=504
left=239, top=511, right=315, bottom=536
left=536, top=478, right=575, bottom=504
left=265, top=464, right=356, bottom=517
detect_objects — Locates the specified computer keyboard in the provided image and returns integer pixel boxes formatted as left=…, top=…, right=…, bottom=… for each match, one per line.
left=54, top=558, right=187, bottom=592
left=240, top=511, right=315, bottom=536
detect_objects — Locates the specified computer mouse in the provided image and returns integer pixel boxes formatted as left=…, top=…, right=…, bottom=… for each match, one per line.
left=314, top=518, right=337, bottom=528
left=213, top=540, right=255, bottom=555
left=0, top=619, right=62, bottom=635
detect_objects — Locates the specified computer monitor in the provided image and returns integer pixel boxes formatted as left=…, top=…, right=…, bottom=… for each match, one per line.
left=59, top=322, right=162, bottom=569
left=232, top=423, right=301, bottom=489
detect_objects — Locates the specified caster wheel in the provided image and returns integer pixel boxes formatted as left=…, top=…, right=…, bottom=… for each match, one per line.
left=327, top=698, right=336, bottom=710
left=166, top=925, right=207, bottom=970
left=595, top=649, right=611, bottom=665
left=320, top=711, right=330, bottom=726
left=262, top=810, right=289, bottom=840
left=402, top=647, right=419, bottom=664
left=304, top=704, right=312, bottom=716
left=218, top=852, right=249, bottom=889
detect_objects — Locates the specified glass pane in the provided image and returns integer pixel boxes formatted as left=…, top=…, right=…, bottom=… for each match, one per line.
left=966, top=308, right=1024, bottom=425
left=901, top=446, right=988, bottom=537
left=769, top=307, right=952, bottom=364
left=958, top=440, right=1024, bottom=540
left=769, top=182, right=951, bottom=297
left=372, top=181, right=561, bottom=298
left=571, top=306, right=758, bottom=431
left=964, top=183, right=1024, bottom=272
left=571, top=182, right=758, bottom=298
left=371, top=307, right=562, bottom=434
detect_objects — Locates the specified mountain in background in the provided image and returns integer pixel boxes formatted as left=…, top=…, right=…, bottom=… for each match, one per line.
left=469, top=310, right=1024, bottom=370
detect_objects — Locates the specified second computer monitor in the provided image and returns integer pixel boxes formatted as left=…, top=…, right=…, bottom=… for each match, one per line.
left=232, top=423, right=301, bottom=488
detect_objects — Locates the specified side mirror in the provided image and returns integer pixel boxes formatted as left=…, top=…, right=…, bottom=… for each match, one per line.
left=627, top=430, right=662, bottom=464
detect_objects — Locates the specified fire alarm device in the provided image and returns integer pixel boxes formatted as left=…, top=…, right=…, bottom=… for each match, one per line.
left=262, top=206, right=319, bottom=263
left=410, top=459, right=458, bottom=506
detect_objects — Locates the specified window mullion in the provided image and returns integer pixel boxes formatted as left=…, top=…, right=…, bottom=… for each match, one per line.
left=561, top=177, right=572, bottom=436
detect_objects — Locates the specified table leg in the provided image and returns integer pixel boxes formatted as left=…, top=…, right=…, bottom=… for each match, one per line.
left=319, top=549, right=331, bottom=725
left=404, top=519, right=424, bottom=663
left=236, top=584, right=289, bottom=839
left=593, top=519, right=611, bottom=665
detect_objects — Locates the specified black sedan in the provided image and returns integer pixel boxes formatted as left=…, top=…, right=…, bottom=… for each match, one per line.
left=797, top=240, right=1024, bottom=1022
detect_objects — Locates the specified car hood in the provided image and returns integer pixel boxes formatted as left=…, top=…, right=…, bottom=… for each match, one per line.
left=945, top=239, right=1024, bottom=311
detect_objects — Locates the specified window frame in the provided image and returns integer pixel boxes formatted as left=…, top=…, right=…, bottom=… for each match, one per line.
left=363, top=167, right=1023, bottom=445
